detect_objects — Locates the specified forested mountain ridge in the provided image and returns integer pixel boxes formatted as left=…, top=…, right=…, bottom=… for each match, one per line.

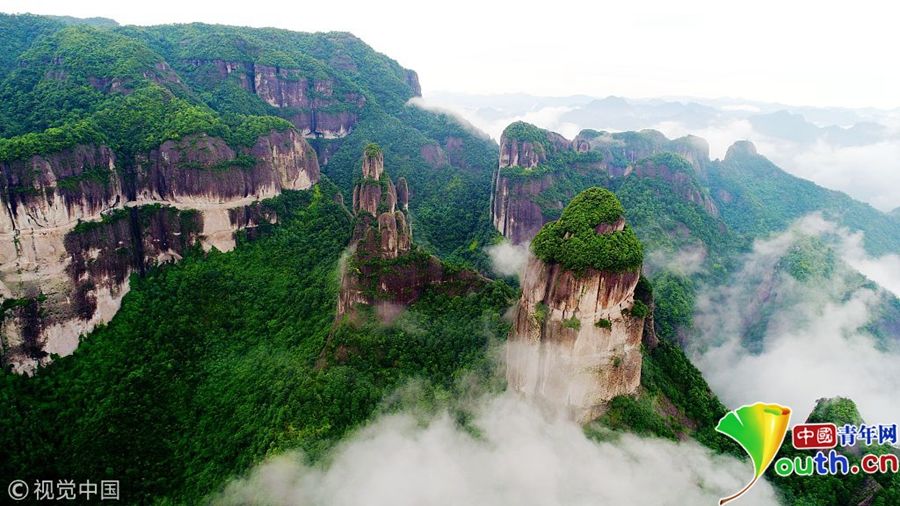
left=0, top=14, right=498, bottom=370
left=493, top=121, right=900, bottom=258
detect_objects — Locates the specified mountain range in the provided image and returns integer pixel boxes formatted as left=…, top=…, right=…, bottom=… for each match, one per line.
left=1, top=13, right=898, bottom=505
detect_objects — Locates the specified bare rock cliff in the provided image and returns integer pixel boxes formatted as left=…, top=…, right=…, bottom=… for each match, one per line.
left=183, top=59, right=367, bottom=139
left=1, top=128, right=319, bottom=373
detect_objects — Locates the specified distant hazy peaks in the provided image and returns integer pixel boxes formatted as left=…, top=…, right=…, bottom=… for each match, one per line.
left=725, top=140, right=758, bottom=160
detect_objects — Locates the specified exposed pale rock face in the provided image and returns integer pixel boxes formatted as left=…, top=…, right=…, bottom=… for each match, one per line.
left=725, top=140, right=758, bottom=159
left=507, top=257, right=644, bottom=422
left=347, top=147, right=409, bottom=260
left=0, top=144, right=122, bottom=233
left=671, top=135, right=711, bottom=173
left=499, top=138, right=550, bottom=169
left=378, top=211, right=411, bottom=258
left=1, top=129, right=319, bottom=372
left=352, top=183, right=382, bottom=217
left=419, top=143, right=448, bottom=168
left=396, top=177, right=409, bottom=210
left=133, top=130, right=319, bottom=205
left=361, top=149, right=384, bottom=180
left=182, top=59, right=367, bottom=140
left=404, top=69, right=422, bottom=97
left=492, top=172, right=554, bottom=245
left=491, top=126, right=570, bottom=244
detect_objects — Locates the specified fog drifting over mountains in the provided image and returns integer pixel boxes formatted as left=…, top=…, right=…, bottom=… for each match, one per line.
left=423, top=93, right=900, bottom=213
left=691, top=215, right=900, bottom=425
left=214, top=392, right=779, bottom=506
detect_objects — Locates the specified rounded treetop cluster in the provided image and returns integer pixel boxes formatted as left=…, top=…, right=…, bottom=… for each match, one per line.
left=364, top=142, right=383, bottom=157
left=501, top=121, right=548, bottom=144
left=531, top=187, right=643, bottom=274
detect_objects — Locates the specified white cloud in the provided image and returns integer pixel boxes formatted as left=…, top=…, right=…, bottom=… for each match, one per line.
left=213, top=393, right=779, bottom=506
left=691, top=215, right=900, bottom=425
left=785, top=140, right=900, bottom=212
left=406, top=97, right=492, bottom=140
left=837, top=228, right=900, bottom=298
left=651, top=119, right=757, bottom=159
left=486, top=240, right=530, bottom=277
left=646, top=243, right=707, bottom=276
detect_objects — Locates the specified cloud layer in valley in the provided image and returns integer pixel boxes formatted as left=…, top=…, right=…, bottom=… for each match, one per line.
left=213, top=393, right=779, bottom=506
left=691, top=215, right=900, bottom=424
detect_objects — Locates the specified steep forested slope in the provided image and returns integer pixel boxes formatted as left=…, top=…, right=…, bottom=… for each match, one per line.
left=708, top=141, right=900, bottom=255
left=0, top=182, right=514, bottom=503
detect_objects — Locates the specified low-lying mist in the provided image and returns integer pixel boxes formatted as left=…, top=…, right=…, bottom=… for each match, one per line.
left=212, top=391, right=778, bottom=506
left=691, top=215, right=900, bottom=424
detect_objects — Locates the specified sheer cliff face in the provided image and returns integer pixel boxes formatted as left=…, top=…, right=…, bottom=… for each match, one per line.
left=506, top=189, right=646, bottom=423
left=133, top=130, right=319, bottom=207
left=507, top=259, right=644, bottom=422
left=0, top=129, right=319, bottom=373
left=492, top=123, right=715, bottom=245
left=183, top=59, right=368, bottom=139
left=0, top=145, right=122, bottom=233
left=492, top=173, right=555, bottom=245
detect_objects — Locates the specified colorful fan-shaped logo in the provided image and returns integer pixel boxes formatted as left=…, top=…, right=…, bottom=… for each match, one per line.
left=715, top=402, right=791, bottom=505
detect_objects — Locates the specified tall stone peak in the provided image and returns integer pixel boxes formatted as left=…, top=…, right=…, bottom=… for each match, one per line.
left=352, top=144, right=399, bottom=220
left=361, top=143, right=385, bottom=180
left=334, top=146, right=482, bottom=331
left=349, top=144, right=408, bottom=257
left=507, top=187, right=649, bottom=422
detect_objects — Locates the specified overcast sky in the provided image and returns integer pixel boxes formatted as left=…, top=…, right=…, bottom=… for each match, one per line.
left=4, top=0, right=900, bottom=109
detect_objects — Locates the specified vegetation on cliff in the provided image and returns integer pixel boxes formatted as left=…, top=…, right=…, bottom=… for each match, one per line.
left=0, top=182, right=514, bottom=503
left=501, top=121, right=549, bottom=146
left=498, top=121, right=602, bottom=180
left=531, top=187, right=643, bottom=273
